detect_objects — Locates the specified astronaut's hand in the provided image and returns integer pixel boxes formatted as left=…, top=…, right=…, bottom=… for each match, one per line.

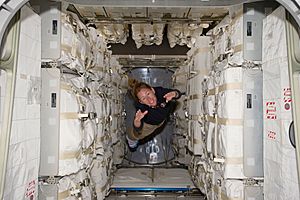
left=163, top=91, right=178, bottom=103
left=134, top=109, right=148, bottom=128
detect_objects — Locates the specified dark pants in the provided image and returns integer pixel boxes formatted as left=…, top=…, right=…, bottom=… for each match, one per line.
left=127, top=121, right=165, bottom=141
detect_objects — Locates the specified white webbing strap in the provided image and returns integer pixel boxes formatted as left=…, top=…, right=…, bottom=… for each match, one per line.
left=59, top=150, right=81, bottom=160
left=194, top=138, right=204, bottom=145
left=214, top=115, right=218, bottom=158
left=60, top=112, right=81, bottom=119
left=153, top=24, right=158, bottom=35
left=188, top=69, right=210, bottom=78
left=75, top=95, right=85, bottom=114
left=58, top=190, right=70, bottom=199
left=60, top=112, right=96, bottom=121
left=232, top=44, right=243, bottom=53
left=205, top=114, right=243, bottom=126
left=205, top=115, right=216, bottom=123
left=82, top=143, right=96, bottom=156
left=59, top=147, right=95, bottom=160
left=217, top=82, right=242, bottom=93
left=139, top=24, right=144, bottom=35
left=188, top=94, right=202, bottom=100
left=189, top=114, right=203, bottom=121
left=60, top=82, right=83, bottom=95
left=188, top=136, right=204, bottom=146
left=189, top=115, right=205, bottom=129
left=92, top=67, right=104, bottom=72
left=207, top=88, right=216, bottom=96
left=225, top=157, right=243, bottom=164
left=207, top=82, right=242, bottom=96
left=217, top=117, right=243, bottom=126
left=206, top=114, right=243, bottom=158
left=193, top=46, right=211, bottom=57
left=213, top=157, right=225, bottom=163
left=213, top=184, right=222, bottom=200
left=61, top=80, right=91, bottom=96
left=97, top=133, right=112, bottom=143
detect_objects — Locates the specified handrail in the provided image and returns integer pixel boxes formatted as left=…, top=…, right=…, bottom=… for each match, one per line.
left=0, top=11, right=20, bottom=199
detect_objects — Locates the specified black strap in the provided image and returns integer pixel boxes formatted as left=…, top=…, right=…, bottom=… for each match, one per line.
left=289, top=121, right=296, bottom=148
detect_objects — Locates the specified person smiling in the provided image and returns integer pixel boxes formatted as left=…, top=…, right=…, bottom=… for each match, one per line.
left=127, top=79, right=182, bottom=149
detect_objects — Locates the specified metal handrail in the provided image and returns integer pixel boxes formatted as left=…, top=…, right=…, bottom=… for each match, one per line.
left=0, top=11, right=20, bottom=199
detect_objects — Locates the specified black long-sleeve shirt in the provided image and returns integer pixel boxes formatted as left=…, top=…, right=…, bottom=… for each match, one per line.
left=134, top=87, right=181, bottom=129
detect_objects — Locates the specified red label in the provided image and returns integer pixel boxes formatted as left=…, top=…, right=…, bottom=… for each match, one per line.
left=283, top=87, right=292, bottom=110
left=266, top=101, right=277, bottom=119
left=267, top=130, right=276, bottom=140
left=25, top=180, right=35, bottom=199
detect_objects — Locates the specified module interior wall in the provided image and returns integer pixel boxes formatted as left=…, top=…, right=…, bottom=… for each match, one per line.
left=3, top=5, right=41, bottom=200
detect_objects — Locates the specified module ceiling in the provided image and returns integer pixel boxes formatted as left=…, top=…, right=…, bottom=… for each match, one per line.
left=61, top=0, right=257, bottom=7
left=71, top=5, right=228, bottom=25
left=59, top=0, right=259, bottom=68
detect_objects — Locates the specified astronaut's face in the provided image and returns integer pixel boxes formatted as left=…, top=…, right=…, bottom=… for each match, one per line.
left=137, top=87, right=157, bottom=107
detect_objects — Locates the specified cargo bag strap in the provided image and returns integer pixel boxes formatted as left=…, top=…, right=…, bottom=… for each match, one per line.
left=207, top=82, right=242, bottom=96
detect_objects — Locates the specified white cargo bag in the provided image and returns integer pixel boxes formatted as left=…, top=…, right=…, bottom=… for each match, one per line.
left=59, top=76, right=95, bottom=175
left=214, top=66, right=263, bottom=178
